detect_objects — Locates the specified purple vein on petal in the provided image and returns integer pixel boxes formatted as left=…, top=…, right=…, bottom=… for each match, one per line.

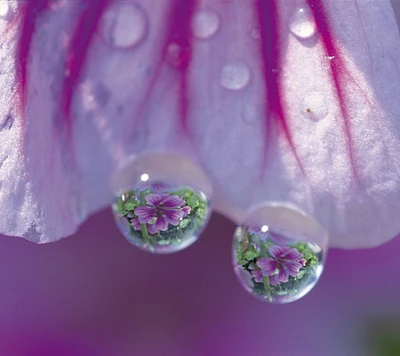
left=17, top=0, right=50, bottom=111
left=308, top=0, right=360, bottom=180
left=167, top=0, right=197, bottom=135
left=62, top=0, right=112, bottom=136
left=256, top=0, right=306, bottom=178
left=132, top=0, right=197, bottom=136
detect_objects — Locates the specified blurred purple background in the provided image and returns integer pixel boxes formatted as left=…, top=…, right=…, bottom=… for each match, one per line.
left=0, top=210, right=400, bottom=356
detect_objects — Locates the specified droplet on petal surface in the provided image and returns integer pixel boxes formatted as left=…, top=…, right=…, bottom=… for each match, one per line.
left=290, top=7, right=317, bottom=40
left=220, top=61, right=251, bottom=90
left=191, top=10, right=220, bottom=39
left=0, top=2, right=8, bottom=17
left=111, top=154, right=212, bottom=254
left=99, top=2, right=147, bottom=49
left=232, top=204, right=327, bottom=304
left=301, top=91, right=328, bottom=121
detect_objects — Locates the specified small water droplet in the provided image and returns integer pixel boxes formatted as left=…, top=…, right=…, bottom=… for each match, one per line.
left=191, top=10, right=220, bottom=39
left=111, top=154, right=212, bottom=254
left=232, top=204, right=327, bottom=304
left=290, top=7, right=316, bottom=40
left=301, top=92, right=328, bottom=121
left=220, top=61, right=251, bottom=90
left=100, top=2, right=147, bottom=49
left=0, top=2, right=9, bottom=17
left=166, top=40, right=191, bottom=69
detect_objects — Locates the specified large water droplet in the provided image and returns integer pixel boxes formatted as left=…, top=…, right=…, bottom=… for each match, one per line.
left=0, top=2, right=9, bottom=17
left=220, top=61, right=251, bottom=90
left=191, top=10, right=220, bottom=39
left=100, top=2, right=147, bottom=49
left=112, top=154, right=212, bottom=254
left=232, top=204, right=327, bottom=303
left=290, top=7, right=316, bottom=40
left=301, top=91, right=328, bottom=121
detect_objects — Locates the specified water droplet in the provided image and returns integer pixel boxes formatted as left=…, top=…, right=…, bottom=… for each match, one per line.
left=191, top=10, right=220, bottom=39
left=232, top=204, right=327, bottom=303
left=0, top=2, right=9, bottom=17
left=112, top=154, right=212, bottom=254
left=220, top=61, right=251, bottom=90
left=290, top=7, right=316, bottom=40
left=100, top=2, right=147, bottom=49
left=301, top=92, right=328, bottom=121
left=166, top=40, right=191, bottom=69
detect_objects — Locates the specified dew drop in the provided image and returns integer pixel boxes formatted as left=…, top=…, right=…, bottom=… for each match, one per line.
left=232, top=204, right=327, bottom=304
left=112, top=154, right=212, bottom=254
left=290, top=7, right=317, bottom=40
left=100, top=2, right=147, bottom=49
left=301, top=91, right=328, bottom=121
left=191, top=10, right=220, bottom=39
left=0, top=2, right=9, bottom=17
left=220, top=61, right=251, bottom=90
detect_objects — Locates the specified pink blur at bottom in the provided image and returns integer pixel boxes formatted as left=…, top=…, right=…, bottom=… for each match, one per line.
left=0, top=209, right=399, bottom=356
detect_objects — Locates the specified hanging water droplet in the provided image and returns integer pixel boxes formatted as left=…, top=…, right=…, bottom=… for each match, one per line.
left=0, top=2, right=9, bottom=17
left=232, top=204, right=327, bottom=304
left=301, top=91, right=328, bottom=121
left=290, top=7, right=317, bottom=40
left=220, top=61, right=251, bottom=90
left=100, top=2, right=147, bottom=49
left=191, top=10, right=220, bottom=39
left=112, top=154, right=212, bottom=254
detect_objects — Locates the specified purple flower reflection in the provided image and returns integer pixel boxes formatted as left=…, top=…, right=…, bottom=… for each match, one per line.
left=134, top=194, right=191, bottom=234
left=257, top=246, right=306, bottom=285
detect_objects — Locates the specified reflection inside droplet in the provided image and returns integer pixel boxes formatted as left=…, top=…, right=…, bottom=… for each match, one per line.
left=290, top=7, right=317, bottom=40
left=191, top=10, right=220, bottom=39
left=220, top=61, right=251, bottom=90
left=100, top=2, right=147, bottom=48
left=113, top=179, right=210, bottom=254
left=232, top=204, right=327, bottom=304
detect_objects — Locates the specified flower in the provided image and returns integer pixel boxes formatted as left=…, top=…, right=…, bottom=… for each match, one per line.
left=256, top=245, right=306, bottom=285
left=134, top=194, right=190, bottom=234
left=0, top=1, right=400, bottom=250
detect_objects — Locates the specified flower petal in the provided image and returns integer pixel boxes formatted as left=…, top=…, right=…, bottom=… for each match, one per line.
left=163, top=209, right=184, bottom=226
left=153, top=214, right=169, bottom=232
left=1, top=1, right=400, bottom=248
left=134, top=206, right=155, bottom=224
left=145, top=194, right=170, bottom=208
left=159, top=195, right=186, bottom=209
left=256, top=257, right=277, bottom=276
